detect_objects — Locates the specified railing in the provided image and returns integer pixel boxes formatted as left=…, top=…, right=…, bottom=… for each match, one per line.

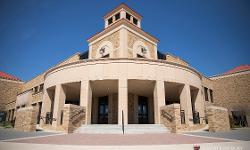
left=122, top=110, right=124, bottom=135
left=40, top=112, right=56, bottom=124
left=180, top=110, right=185, bottom=124
left=193, top=111, right=200, bottom=124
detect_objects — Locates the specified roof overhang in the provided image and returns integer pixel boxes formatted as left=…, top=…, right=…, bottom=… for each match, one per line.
left=87, top=19, right=159, bottom=44
left=103, top=3, right=142, bottom=20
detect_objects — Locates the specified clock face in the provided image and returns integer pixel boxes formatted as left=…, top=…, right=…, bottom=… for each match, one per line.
left=99, top=47, right=105, bottom=54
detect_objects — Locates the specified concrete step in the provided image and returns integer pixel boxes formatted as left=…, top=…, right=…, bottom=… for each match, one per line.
left=75, top=124, right=170, bottom=134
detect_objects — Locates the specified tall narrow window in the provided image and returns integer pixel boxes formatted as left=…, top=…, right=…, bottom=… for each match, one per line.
left=204, top=87, right=209, bottom=101
left=209, top=89, right=213, bottom=103
left=108, top=17, right=113, bottom=25
left=133, top=18, right=138, bottom=25
left=115, top=13, right=120, bottom=20
left=126, top=13, right=131, bottom=21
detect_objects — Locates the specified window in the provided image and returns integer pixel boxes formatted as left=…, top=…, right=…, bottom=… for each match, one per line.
left=34, top=86, right=38, bottom=93
left=137, top=54, right=144, bottom=58
left=115, top=13, right=120, bottom=20
left=209, top=89, right=213, bottom=103
left=40, top=84, right=44, bottom=92
left=133, top=18, right=138, bottom=25
left=108, top=17, right=113, bottom=25
left=126, top=13, right=131, bottom=21
left=204, top=87, right=209, bottom=101
left=102, top=54, right=109, bottom=58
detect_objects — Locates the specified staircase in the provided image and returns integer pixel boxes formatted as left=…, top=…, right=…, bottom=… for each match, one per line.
left=75, top=124, right=170, bottom=134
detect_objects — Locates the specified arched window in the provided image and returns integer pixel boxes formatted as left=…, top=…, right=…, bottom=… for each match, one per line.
left=96, top=41, right=113, bottom=58
left=99, top=46, right=109, bottom=58
left=133, top=41, right=150, bottom=58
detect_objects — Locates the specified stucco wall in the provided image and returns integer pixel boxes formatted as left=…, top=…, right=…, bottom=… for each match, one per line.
left=44, top=59, right=202, bottom=90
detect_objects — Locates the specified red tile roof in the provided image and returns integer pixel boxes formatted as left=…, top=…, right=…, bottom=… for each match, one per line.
left=0, top=71, right=21, bottom=81
left=223, top=65, right=250, bottom=75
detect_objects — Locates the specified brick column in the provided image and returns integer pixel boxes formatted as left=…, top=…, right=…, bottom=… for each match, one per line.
left=153, top=80, right=166, bottom=124
left=80, top=80, right=92, bottom=124
left=118, top=79, right=128, bottom=125
left=180, top=84, right=193, bottom=126
left=52, top=84, right=66, bottom=127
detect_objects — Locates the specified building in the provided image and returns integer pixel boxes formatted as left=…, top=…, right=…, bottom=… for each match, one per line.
left=1, top=4, right=249, bottom=133
left=0, top=72, right=23, bottom=122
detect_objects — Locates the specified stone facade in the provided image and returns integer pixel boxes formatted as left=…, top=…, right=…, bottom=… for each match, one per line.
left=160, top=104, right=181, bottom=133
left=15, top=107, right=38, bottom=132
left=0, top=78, right=23, bottom=114
left=91, top=31, right=120, bottom=58
left=62, top=104, right=86, bottom=133
left=165, top=54, right=189, bottom=66
left=211, top=72, right=250, bottom=126
left=207, top=106, right=230, bottom=132
left=161, top=104, right=207, bottom=133
left=127, top=31, right=155, bottom=59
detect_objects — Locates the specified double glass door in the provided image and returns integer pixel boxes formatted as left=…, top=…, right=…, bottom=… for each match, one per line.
left=98, top=96, right=109, bottom=124
left=138, top=96, right=149, bottom=124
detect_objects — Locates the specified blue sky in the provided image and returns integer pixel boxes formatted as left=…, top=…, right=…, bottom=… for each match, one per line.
left=0, top=0, right=249, bottom=81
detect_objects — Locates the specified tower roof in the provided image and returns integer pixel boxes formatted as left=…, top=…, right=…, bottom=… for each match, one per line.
left=104, top=3, right=142, bottom=20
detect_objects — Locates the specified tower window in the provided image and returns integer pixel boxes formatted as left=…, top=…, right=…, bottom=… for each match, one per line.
left=108, top=17, right=113, bottom=25
left=133, top=18, right=138, bottom=25
left=126, top=13, right=131, bottom=21
left=115, top=13, right=120, bottom=20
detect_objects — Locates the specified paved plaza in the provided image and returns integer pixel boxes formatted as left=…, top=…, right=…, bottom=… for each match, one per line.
left=0, top=128, right=250, bottom=149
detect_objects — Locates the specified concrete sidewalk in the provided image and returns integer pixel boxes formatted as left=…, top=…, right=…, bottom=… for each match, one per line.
left=184, top=128, right=250, bottom=141
left=0, top=141, right=249, bottom=150
left=0, top=128, right=59, bottom=141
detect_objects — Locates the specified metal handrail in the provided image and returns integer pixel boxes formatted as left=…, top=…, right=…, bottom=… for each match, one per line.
left=122, top=110, right=124, bottom=134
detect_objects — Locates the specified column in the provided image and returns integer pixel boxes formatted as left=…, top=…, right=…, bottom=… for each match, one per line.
left=207, top=88, right=211, bottom=102
left=180, top=84, right=193, bottom=126
left=80, top=80, right=92, bottom=124
left=40, top=89, right=51, bottom=126
left=195, top=88, right=205, bottom=124
left=153, top=80, right=166, bottom=124
left=118, top=79, right=128, bottom=125
left=52, top=84, right=66, bottom=127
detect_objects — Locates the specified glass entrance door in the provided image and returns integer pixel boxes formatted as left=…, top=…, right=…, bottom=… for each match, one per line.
left=138, top=96, right=149, bottom=124
left=98, top=96, right=109, bottom=124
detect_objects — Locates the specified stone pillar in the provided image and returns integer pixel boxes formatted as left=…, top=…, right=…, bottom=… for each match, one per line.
left=207, top=88, right=211, bottom=102
left=180, top=84, right=193, bottom=126
left=195, top=88, right=205, bottom=124
left=40, top=89, right=52, bottom=126
left=80, top=80, right=92, bottom=124
left=52, top=84, right=66, bottom=127
left=153, top=80, right=166, bottom=124
left=118, top=79, right=128, bottom=125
